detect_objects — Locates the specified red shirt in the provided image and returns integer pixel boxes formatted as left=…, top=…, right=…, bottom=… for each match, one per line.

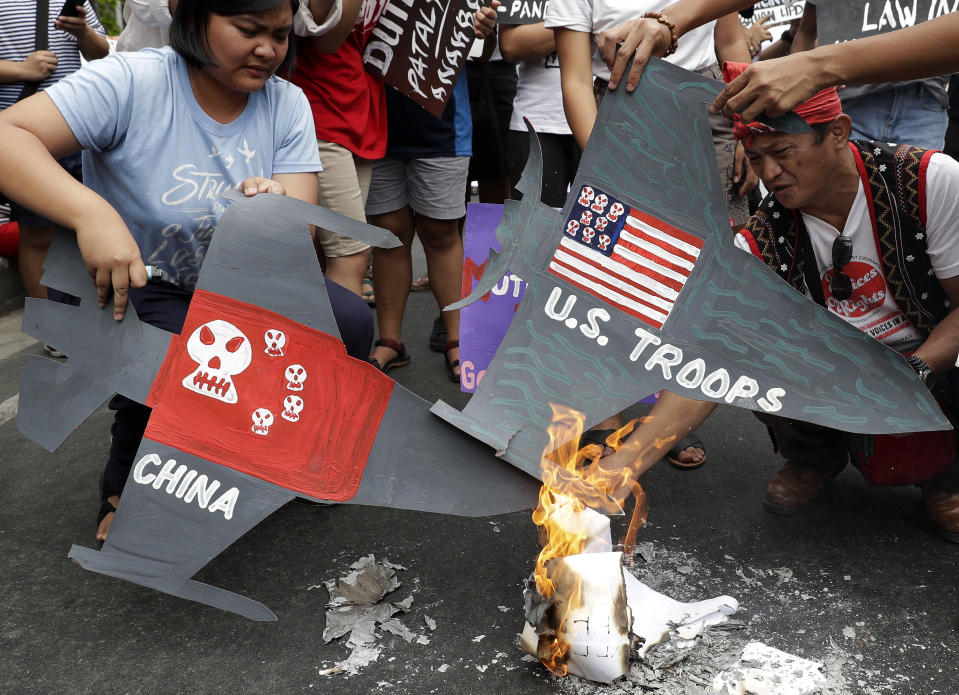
left=291, top=27, right=386, bottom=160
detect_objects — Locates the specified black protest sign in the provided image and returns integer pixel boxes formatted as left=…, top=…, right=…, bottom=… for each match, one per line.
left=739, top=0, right=805, bottom=28
left=363, top=0, right=482, bottom=117
left=818, top=0, right=959, bottom=44
left=497, top=0, right=548, bottom=25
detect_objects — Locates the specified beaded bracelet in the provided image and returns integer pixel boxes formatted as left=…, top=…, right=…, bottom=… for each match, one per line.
left=643, top=11, right=678, bottom=57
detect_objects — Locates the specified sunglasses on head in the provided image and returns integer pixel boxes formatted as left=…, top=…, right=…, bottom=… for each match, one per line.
left=830, top=235, right=853, bottom=300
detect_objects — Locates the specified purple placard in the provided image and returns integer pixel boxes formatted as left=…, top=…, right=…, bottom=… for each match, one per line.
left=460, top=203, right=527, bottom=392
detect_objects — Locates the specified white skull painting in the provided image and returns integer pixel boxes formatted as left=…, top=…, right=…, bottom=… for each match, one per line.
left=607, top=202, right=625, bottom=222
left=591, top=193, right=609, bottom=213
left=264, top=329, right=286, bottom=357
left=285, top=364, right=307, bottom=391
left=580, top=210, right=593, bottom=226
left=578, top=186, right=595, bottom=206
left=181, top=320, right=252, bottom=404
left=251, top=408, right=273, bottom=435
left=282, top=395, right=304, bottom=422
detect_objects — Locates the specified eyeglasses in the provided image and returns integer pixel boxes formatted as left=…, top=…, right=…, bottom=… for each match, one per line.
left=830, top=235, right=853, bottom=300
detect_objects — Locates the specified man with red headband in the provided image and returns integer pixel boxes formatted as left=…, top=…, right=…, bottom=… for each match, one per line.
left=608, top=63, right=959, bottom=542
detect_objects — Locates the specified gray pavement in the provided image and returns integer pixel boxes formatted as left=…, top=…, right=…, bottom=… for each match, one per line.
left=1, top=244, right=957, bottom=694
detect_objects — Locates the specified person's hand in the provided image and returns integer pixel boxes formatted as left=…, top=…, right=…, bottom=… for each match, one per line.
left=745, top=15, right=772, bottom=57
left=55, top=5, right=95, bottom=39
left=75, top=210, right=147, bottom=321
left=19, top=51, right=58, bottom=81
left=474, top=0, right=499, bottom=39
left=712, top=53, right=819, bottom=121
left=240, top=177, right=286, bottom=196
left=598, top=17, right=673, bottom=92
left=732, top=141, right=758, bottom=198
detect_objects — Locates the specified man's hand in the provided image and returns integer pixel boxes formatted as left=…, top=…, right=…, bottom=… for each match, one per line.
left=712, top=53, right=819, bottom=121
left=55, top=5, right=95, bottom=40
left=75, top=210, right=147, bottom=321
left=241, top=177, right=287, bottom=197
left=19, top=51, right=58, bottom=82
left=474, top=0, right=499, bottom=39
left=599, top=17, right=673, bottom=92
left=744, top=15, right=771, bottom=57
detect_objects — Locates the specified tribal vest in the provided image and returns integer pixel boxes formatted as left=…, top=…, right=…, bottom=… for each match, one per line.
left=743, top=140, right=950, bottom=339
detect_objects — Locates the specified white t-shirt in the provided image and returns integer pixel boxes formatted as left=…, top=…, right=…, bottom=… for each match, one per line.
left=47, top=47, right=322, bottom=291
left=544, top=0, right=717, bottom=81
left=509, top=51, right=572, bottom=134
left=735, top=152, right=959, bottom=352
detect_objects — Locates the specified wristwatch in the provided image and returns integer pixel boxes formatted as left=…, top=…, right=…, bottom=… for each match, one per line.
left=906, top=354, right=942, bottom=394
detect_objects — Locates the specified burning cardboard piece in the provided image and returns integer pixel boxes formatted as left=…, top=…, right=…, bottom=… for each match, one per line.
left=712, top=642, right=827, bottom=695
left=522, top=504, right=739, bottom=683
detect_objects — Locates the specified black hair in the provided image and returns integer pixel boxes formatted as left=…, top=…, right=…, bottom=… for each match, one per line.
left=810, top=122, right=832, bottom=144
left=169, top=0, right=299, bottom=76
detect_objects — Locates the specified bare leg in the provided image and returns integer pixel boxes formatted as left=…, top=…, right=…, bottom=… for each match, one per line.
left=18, top=223, right=53, bottom=299
left=325, top=248, right=371, bottom=296
left=368, top=206, right=415, bottom=365
left=96, top=494, right=120, bottom=543
left=414, top=213, right=463, bottom=377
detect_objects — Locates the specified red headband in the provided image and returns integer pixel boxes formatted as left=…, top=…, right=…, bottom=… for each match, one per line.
left=721, top=62, right=843, bottom=141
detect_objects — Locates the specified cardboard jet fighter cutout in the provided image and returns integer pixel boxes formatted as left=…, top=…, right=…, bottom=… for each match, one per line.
left=432, top=58, right=950, bottom=480
left=19, top=192, right=539, bottom=621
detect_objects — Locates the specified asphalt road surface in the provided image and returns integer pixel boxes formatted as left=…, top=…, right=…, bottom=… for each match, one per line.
left=1, top=247, right=957, bottom=694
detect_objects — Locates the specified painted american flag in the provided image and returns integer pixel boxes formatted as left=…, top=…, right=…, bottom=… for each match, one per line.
left=548, top=185, right=705, bottom=330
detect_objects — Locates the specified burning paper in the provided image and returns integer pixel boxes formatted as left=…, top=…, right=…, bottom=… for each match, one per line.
left=522, top=551, right=631, bottom=682
left=522, top=405, right=739, bottom=684
left=522, top=504, right=739, bottom=682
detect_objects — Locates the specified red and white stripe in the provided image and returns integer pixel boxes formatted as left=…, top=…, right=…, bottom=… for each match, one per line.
left=548, top=210, right=703, bottom=329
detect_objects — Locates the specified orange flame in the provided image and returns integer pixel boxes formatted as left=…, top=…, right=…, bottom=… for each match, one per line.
left=531, top=404, right=641, bottom=675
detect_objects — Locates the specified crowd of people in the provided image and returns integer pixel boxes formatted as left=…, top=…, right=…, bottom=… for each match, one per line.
left=1, top=0, right=958, bottom=545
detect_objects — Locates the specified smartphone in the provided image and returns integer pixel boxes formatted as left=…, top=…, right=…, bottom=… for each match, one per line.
left=58, top=1, right=82, bottom=17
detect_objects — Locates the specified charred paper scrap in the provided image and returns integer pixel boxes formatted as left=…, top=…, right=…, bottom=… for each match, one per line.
left=712, top=641, right=827, bottom=695
left=321, top=555, right=430, bottom=675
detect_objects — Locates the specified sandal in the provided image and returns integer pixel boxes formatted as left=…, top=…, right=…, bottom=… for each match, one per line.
left=579, top=429, right=616, bottom=453
left=444, top=340, right=460, bottom=383
left=361, top=281, right=375, bottom=306
left=368, top=338, right=410, bottom=372
left=411, top=274, right=430, bottom=291
left=666, top=435, right=707, bottom=470
left=361, top=265, right=375, bottom=306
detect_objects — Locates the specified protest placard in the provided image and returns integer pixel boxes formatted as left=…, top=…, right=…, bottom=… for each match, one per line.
left=363, top=0, right=482, bottom=116
left=818, top=0, right=959, bottom=44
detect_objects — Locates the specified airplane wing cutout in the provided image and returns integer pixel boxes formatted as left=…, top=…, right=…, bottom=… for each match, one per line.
left=19, top=191, right=540, bottom=620
left=432, top=59, right=949, bottom=480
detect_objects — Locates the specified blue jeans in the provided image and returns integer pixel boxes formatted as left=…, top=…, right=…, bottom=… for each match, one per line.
left=843, top=83, right=948, bottom=150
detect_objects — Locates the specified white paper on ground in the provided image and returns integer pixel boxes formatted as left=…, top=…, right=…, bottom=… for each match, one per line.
left=711, top=641, right=827, bottom=694
left=624, top=572, right=738, bottom=657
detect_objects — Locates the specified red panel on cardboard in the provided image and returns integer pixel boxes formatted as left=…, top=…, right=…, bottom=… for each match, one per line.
left=145, top=290, right=393, bottom=500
